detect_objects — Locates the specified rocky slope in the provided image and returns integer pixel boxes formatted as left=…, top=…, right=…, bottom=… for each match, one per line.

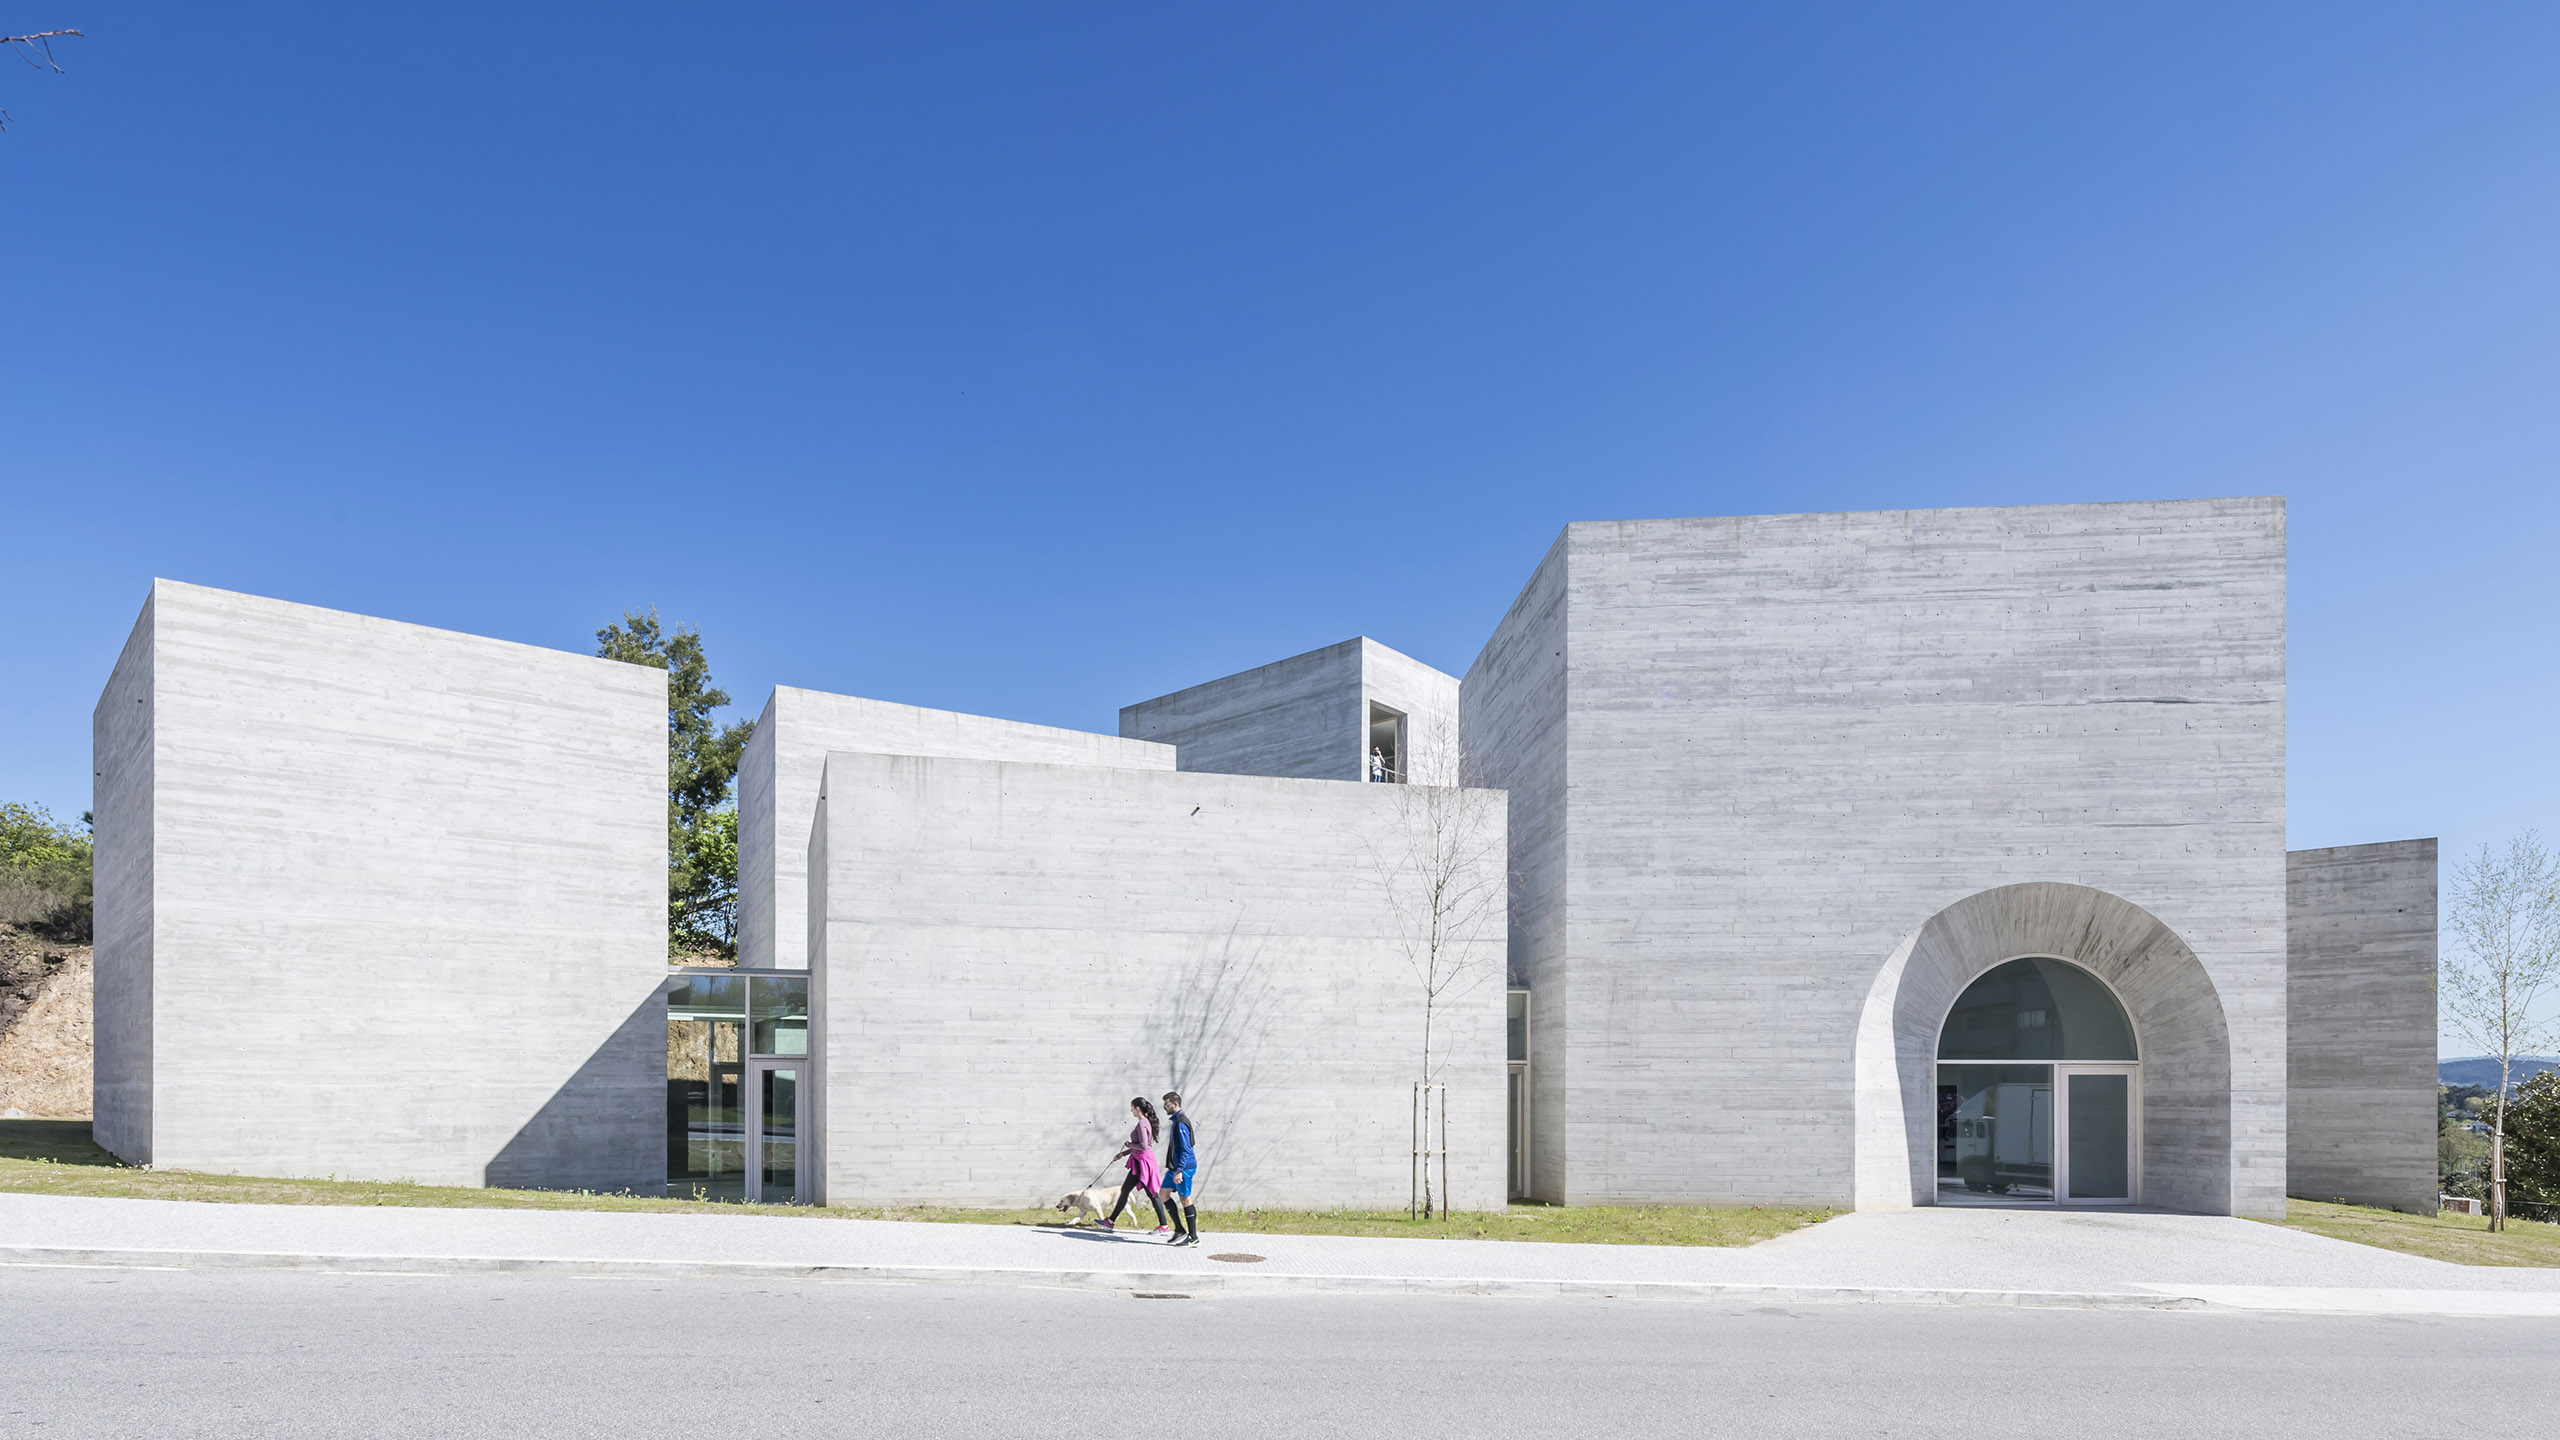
left=0, top=930, right=90, bottom=1118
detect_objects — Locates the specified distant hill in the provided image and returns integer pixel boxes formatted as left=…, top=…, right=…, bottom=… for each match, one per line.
left=2440, top=1056, right=2560, bottom=1091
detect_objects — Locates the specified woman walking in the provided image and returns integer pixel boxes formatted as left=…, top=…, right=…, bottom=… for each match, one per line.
left=1098, top=1096, right=1169, bottom=1234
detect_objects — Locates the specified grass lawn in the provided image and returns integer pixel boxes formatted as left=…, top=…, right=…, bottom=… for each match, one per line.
left=0, top=1120, right=1830, bottom=1247
left=1172, top=1203, right=1829, bottom=1246
left=2272, top=1198, right=2560, bottom=1269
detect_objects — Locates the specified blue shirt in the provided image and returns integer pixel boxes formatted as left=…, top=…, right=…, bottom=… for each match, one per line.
left=1163, top=1111, right=1197, bottom=1171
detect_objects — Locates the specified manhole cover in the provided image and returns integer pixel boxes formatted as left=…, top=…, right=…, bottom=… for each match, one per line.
left=1208, top=1252, right=1266, bottom=1264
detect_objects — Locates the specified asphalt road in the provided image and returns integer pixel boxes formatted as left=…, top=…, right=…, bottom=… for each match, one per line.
left=6, top=1266, right=2557, bottom=1439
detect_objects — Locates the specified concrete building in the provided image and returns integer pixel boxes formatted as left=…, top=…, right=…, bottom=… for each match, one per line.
left=89, top=496, right=2444, bottom=1219
left=1119, top=637, right=1463, bottom=786
left=807, top=751, right=1506, bottom=1210
left=2286, top=839, right=2440, bottom=1213
left=1460, top=500, right=2292, bottom=1215
left=735, top=686, right=1176, bottom=972
left=92, top=581, right=667, bottom=1190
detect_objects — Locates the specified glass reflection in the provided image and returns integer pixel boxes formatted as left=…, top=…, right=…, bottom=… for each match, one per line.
left=1937, top=959, right=2136, bottom=1061
left=759, top=1067, right=798, bottom=1203
left=751, top=975, right=808, bottom=1056
left=665, top=1017, right=745, bottom=1202
left=1936, top=1064, right=2054, bottom=1201
left=669, top=973, right=747, bottom=1023
left=667, top=973, right=753, bottom=1199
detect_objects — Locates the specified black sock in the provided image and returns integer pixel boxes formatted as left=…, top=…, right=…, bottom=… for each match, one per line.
left=1184, top=1203, right=1199, bottom=1238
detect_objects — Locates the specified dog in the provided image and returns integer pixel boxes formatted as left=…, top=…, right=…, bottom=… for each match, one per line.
left=1054, top=1186, right=1120, bottom=1226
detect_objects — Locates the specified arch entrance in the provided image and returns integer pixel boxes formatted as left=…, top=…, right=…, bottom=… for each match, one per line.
left=1935, top=958, right=2140, bottom=1204
left=1851, top=882, right=2235, bottom=1213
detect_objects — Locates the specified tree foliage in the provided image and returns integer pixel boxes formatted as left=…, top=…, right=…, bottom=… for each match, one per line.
left=2506, top=1070, right=2560, bottom=1206
left=2443, top=831, right=2560, bottom=1228
left=0, top=801, right=91, bottom=934
left=596, top=609, right=755, bottom=960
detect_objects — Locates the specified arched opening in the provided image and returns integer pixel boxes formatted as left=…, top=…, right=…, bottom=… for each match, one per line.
left=1934, top=957, right=2140, bottom=1204
left=1851, top=882, right=2237, bottom=1215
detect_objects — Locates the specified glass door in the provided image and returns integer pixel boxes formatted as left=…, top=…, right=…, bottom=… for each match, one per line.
left=2057, top=1066, right=2137, bottom=1203
left=747, top=1060, right=801, bottom=1204
left=669, top=969, right=814, bottom=1205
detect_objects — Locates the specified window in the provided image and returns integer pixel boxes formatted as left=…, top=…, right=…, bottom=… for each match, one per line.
left=1935, top=958, right=2139, bottom=1204
left=1936, top=958, right=2136, bottom=1062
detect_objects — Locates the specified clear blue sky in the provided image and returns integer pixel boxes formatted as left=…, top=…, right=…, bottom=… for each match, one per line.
left=5, top=5, right=2555, bottom=1049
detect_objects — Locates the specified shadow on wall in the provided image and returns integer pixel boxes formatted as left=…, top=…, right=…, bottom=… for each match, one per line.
left=1149, top=920, right=1294, bottom=1198
left=485, top=987, right=667, bottom=1193
left=1033, top=918, right=1297, bottom=1203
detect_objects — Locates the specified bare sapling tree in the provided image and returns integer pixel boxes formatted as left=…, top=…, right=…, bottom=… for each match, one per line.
left=2, top=29, right=81, bottom=131
left=1368, top=714, right=1506, bottom=1219
left=2444, top=831, right=2560, bottom=1232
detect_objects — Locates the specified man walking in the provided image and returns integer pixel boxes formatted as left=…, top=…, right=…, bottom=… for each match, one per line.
left=1161, top=1091, right=1200, bottom=1246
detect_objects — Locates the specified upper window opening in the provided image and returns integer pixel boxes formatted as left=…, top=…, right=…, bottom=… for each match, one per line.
left=1367, top=703, right=1406, bottom=783
left=1936, top=958, right=2135, bottom=1061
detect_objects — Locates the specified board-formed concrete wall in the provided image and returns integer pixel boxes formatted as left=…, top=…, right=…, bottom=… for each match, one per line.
left=88, top=581, right=668, bottom=1190
left=89, top=593, right=157, bottom=1164
left=736, top=687, right=1174, bottom=970
left=806, top=751, right=1508, bottom=1210
left=1855, top=883, right=2237, bottom=1212
left=1465, top=499, right=2290, bottom=1215
left=1456, top=533, right=1570, bottom=1199
left=1119, top=638, right=1462, bottom=785
left=1364, top=640, right=1467, bottom=786
left=2287, top=839, right=2439, bottom=1213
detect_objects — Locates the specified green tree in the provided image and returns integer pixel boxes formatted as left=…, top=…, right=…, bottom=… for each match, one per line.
left=0, top=801, right=92, bottom=934
left=2507, top=1070, right=2560, bottom=1207
left=2444, top=831, right=2560, bottom=1229
left=596, top=609, right=755, bottom=960
left=2442, top=1110, right=2492, bottom=1201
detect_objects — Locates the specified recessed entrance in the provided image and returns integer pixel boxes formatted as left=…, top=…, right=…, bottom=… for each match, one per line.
left=1367, top=703, right=1405, bottom=783
left=1505, top=988, right=1531, bottom=1199
left=668, top=969, right=810, bottom=1204
left=1934, top=957, right=2139, bottom=1205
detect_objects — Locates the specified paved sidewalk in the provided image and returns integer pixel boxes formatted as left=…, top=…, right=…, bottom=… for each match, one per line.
left=3, top=1193, right=2556, bottom=1316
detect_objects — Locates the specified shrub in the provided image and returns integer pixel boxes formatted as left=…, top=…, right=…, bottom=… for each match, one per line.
left=2508, top=1071, right=2560, bottom=1206
left=0, top=802, right=92, bottom=938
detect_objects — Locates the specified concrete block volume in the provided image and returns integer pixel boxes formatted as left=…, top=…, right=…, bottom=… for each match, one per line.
left=806, top=751, right=1510, bottom=1211
left=1463, top=500, right=2292, bottom=1215
left=91, top=580, right=667, bottom=1190
left=2286, top=839, right=2439, bottom=1214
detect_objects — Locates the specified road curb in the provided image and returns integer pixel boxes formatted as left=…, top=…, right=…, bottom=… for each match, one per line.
left=0, top=1243, right=2204, bottom=1309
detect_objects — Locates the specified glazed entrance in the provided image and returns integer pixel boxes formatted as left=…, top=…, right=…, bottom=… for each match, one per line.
left=1934, top=958, right=2139, bottom=1205
left=667, top=970, right=809, bottom=1203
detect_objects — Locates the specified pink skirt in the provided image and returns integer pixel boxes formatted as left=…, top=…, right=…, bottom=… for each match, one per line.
left=1130, top=1149, right=1163, bottom=1192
